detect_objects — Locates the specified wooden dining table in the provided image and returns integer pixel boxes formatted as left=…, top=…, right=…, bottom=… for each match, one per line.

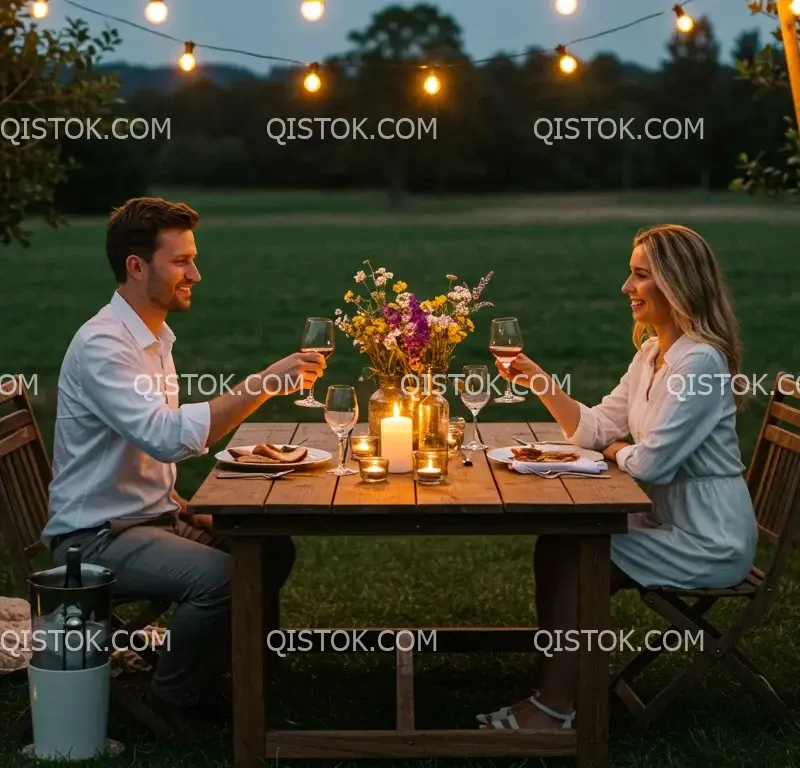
left=188, top=419, right=652, bottom=768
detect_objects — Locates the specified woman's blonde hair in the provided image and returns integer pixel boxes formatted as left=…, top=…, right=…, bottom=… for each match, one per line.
left=631, top=224, right=745, bottom=408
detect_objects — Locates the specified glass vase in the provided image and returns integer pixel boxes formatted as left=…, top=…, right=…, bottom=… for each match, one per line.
left=416, top=368, right=450, bottom=451
left=367, top=375, right=413, bottom=438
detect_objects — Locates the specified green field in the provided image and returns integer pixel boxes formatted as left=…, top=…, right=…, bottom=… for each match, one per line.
left=2, top=190, right=800, bottom=767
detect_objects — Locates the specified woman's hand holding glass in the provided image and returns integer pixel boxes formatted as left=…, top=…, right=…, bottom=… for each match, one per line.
left=495, top=352, right=542, bottom=391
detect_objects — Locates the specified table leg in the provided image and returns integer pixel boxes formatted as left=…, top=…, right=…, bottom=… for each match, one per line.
left=231, top=539, right=266, bottom=768
left=577, top=535, right=611, bottom=768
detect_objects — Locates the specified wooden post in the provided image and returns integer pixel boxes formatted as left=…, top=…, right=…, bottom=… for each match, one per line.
left=777, top=0, right=800, bottom=128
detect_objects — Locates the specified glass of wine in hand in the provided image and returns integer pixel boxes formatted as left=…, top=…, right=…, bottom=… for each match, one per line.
left=460, top=364, right=491, bottom=450
left=295, top=317, right=335, bottom=407
left=324, top=385, right=359, bottom=475
left=489, top=317, right=526, bottom=403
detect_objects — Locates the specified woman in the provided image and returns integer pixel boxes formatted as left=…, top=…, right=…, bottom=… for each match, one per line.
left=479, top=223, right=758, bottom=731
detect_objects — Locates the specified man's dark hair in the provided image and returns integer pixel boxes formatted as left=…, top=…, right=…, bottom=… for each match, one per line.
left=106, top=197, right=200, bottom=283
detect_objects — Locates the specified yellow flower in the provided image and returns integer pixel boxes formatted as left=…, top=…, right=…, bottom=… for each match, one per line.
left=344, top=290, right=354, bottom=303
left=392, top=281, right=407, bottom=293
left=467, top=318, right=475, bottom=331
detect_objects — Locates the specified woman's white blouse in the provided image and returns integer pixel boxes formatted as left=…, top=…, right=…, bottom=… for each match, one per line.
left=566, top=334, right=758, bottom=589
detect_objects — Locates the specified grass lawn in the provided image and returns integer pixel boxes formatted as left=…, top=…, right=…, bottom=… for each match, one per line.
left=1, top=191, right=800, bottom=767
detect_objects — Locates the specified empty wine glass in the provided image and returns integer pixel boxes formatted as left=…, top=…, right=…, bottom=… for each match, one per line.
left=460, top=364, right=491, bottom=450
left=295, top=317, right=335, bottom=408
left=324, top=385, right=359, bottom=475
left=489, top=317, right=525, bottom=404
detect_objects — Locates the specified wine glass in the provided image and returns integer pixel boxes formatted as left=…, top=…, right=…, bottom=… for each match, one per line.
left=489, top=317, right=525, bottom=404
left=460, top=364, right=491, bottom=450
left=295, top=317, right=335, bottom=407
left=324, top=385, right=359, bottom=475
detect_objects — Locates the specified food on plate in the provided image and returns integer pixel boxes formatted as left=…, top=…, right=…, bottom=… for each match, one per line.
left=228, top=444, right=309, bottom=464
left=253, top=443, right=308, bottom=463
left=235, top=454, right=281, bottom=464
left=510, top=446, right=580, bottom=463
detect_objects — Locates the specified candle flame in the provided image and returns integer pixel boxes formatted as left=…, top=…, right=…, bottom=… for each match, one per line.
left=393, top=402, right=399, bottom=418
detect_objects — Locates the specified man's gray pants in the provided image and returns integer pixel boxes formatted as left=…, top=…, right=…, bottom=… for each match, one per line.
left=52, top=514, right=295, bottom=707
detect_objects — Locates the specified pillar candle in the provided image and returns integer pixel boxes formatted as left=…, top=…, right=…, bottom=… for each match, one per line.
left=380, top=404, right=412, bottom=473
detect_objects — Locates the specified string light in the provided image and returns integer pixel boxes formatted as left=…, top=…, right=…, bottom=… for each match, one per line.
left=144, top=0, right=168, bottom=24
left=30, top=0, right=48, bottom=18
left=300, top=0, right=324, bottom=21
left=55, top=0, right=701, bottom=82
left=178, top=41, right=196, bottom=72
left=304, top=63, right=322, bottom=92
left=556, top=45, right=578, bottom=74
left=673, top=4, right=694, bottom=31
left=790, top=0, right=800, bottom=14
left=420, top=67, right=442, bottom=95
left=556, top=0, right=578, bottom=15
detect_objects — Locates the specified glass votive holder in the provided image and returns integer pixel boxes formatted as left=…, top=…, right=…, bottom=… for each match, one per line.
left=359, top=457, right=389, bottom=483
left=350, top=434, right=379, bottom=459
left=413, top=450, right=448, bottom=486
left=447, top=420, right=465, bottom=456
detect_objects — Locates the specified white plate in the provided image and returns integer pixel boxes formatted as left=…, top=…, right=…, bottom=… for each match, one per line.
left=215, top=444, right=332, bottom=470
left=486, top=443, right=603, bottom=464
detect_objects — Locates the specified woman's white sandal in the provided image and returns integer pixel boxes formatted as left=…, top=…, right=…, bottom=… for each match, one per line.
left=478, top=696, right=575, bottom=730
left=475, top=690, right=539, bottom=725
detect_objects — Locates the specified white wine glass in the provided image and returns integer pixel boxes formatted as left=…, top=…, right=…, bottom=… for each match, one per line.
left=460, top=364, right=491, bottom=450
left=489, top=317, right=525, bottom=404
left=324, top=385, right=359, bottom=475
left=295, top=317, right=335, bottom=408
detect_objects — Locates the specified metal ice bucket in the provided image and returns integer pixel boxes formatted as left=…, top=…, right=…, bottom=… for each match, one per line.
left=26, top=547, right=117, bottom=760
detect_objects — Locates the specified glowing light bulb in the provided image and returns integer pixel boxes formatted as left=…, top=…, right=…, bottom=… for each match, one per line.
left=300, top=0, right=324, bottom=21
left=179, top=42, right=196, bottom=72
left=31, top=1, right=48, bottom=18
left=559, top=53, right=577, bottom=74
left=145, top=0, right=168, bottom=24
left=791, top=0, right=800, bottom=15
left=304, top=66, right=322, bottom=92
left=673, top=4, right=694, bottom=32
left=556, top=0, right=577, bottom=15
left=423, top=73, right=441, bottom=95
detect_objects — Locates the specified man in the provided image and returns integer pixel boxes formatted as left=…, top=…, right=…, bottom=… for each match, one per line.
left=44, top=196, right=325, bottom=730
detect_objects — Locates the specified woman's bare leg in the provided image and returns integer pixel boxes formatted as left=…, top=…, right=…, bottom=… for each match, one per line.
left=485, top=535, right=631, bottom=729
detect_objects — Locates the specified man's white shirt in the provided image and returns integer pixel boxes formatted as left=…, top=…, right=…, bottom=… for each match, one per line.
left=43, top=291, right=211, bottom=542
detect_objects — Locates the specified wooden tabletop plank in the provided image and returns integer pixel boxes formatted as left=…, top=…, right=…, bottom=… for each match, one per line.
left=333, top=424, right=416, bottom=513
left=415, top=446, right=503, bottom=513
left=477, top=422, right=575, bottom=511
left=529, top=423, right=652, bottom=513
left=189, top=423, right=299, bottom=512
left=264, top=422, right=340, bottom=514
left=529, top=422, right=568, bottom=443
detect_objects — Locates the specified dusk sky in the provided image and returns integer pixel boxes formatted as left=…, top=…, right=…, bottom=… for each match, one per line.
left=45, top=0, right=775, bottom=74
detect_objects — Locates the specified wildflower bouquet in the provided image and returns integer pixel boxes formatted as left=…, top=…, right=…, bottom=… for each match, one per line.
left=334, top=260, right=493, bottom=378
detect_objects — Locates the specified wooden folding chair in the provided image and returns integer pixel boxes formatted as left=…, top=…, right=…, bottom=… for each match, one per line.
left=0, top=376, right=174, bottom=739
left=611, top=371, right=800, bottom=727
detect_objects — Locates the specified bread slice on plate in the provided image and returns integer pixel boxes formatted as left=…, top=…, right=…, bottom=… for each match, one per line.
left=253, top=444, right=308, bottom=463
left=235, top=454, right=281, bottom=464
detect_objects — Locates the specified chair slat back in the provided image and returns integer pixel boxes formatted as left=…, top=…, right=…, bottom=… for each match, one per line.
left=0, top=376, right=51, bottom=583
left=746, top=374, right=800, bottom=547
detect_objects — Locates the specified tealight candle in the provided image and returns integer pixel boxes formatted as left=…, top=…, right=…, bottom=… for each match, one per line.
left=413, top=450, right=448, bottom=485
left=447, top=422, right=465, bottom=455
left=359, top=457, right=389, bottom=483
left=350, top=434, right=379, bottom=459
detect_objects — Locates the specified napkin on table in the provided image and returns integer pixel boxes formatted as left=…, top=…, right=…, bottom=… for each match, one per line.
left=510, top=457, right=608, bottom=475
